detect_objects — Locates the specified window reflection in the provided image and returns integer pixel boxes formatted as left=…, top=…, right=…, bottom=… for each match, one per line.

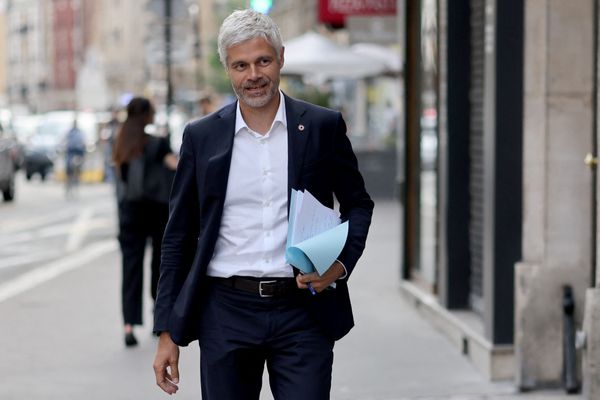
left=416, top=0, right=438, bottom=290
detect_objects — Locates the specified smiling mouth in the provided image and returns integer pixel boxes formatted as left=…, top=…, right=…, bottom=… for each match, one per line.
left=244, top=80, right=268, bottom=94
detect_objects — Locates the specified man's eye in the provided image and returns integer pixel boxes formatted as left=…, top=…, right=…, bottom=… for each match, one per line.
left=233, top=64, right=246, bottom=71
left=259, top=59, right=271, bottom=66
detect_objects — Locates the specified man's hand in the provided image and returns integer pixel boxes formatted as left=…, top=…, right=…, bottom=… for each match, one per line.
left=153, top=332, right=180, bottom=395
left=296, top=261, right=345, bottom=293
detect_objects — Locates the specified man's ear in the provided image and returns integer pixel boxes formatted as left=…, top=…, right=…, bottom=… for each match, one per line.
left=279, top=46, right=285, bottom=69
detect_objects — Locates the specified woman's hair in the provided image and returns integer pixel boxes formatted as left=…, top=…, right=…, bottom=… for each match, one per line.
left=112, top=97, right=154, bottom=167
left=217, top=9, right=283, bottom=68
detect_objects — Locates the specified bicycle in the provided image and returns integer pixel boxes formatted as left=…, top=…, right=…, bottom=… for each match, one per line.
left=65, top=153, right=84, bottom=198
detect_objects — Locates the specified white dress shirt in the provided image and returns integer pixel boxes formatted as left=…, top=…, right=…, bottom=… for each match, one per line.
left=207, top=92, right=292, bottom=278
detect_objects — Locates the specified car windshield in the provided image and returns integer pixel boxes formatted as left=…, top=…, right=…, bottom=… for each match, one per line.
left=37, top=112, right=97, bottom=148
left=39, top=120, right=67, bottom=137
left=12, top=116, right=40, bottom=142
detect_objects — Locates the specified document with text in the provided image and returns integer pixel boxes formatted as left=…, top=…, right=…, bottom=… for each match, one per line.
left=285, top=189, right=349, bottom=277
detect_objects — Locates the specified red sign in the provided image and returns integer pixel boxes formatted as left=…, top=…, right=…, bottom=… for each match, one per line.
left=319, top=0, right=397, bottom=25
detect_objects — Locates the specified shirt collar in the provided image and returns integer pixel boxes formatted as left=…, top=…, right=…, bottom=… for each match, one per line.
left=235, top=90, right=287, bottom=136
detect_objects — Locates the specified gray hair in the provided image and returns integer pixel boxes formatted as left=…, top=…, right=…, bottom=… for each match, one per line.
left=217, top=9, right=283, bottom=68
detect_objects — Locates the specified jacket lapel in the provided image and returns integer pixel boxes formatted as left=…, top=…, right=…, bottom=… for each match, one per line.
left=284, top=95, right=309, bottom=199
left=204, top=103, right=236, bottom=200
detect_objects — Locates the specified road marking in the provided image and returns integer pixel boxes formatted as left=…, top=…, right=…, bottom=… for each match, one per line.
left=0, top=208, right=76, bottom=233
left=0, top=219, right=114, bottom=248
left=0, top=250, right=62, bottom=271
left=0, top=239, right=118, bottom=304
left=65, top=207, right=94, bottom=252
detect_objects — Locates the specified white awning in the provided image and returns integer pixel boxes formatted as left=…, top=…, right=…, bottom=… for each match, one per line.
left=282, top=32, right=387, bottom=80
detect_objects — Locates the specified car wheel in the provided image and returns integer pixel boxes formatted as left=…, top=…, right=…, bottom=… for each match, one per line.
left=3, top=177, right=14, bottom=202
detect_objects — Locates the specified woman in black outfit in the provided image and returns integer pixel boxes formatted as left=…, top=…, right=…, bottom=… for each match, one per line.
left=112, top=97, right=178, bottom=346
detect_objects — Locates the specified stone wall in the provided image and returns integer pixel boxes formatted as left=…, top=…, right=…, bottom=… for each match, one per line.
left=517, top=0, right=594, bottom=390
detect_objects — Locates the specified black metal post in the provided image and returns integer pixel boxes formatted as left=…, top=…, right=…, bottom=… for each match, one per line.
left=191, top=8, right=202, bottom=91
left=164, top=0, right=173, bottom=135
left=563, top=285, right=580, bottom=394
left=402, top=0, right=422, bottom=281
left=444, top=0, right=472, bottom=309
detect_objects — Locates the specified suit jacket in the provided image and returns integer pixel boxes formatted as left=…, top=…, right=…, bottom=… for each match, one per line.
left=154, top=94, right=374, bottom=346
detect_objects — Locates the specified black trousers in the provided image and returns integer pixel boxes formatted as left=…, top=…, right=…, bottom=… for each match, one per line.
left=198, top=281, right=335, bottom=400
left=118, top=200, right=168, bottom=325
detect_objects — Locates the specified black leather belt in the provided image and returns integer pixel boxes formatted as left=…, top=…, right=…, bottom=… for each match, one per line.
left=211, top=276, right=297, bottom=298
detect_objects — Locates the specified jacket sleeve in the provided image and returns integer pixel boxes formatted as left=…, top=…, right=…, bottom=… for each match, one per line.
left=153, top=125, right=200, bottom=333
left=331, top=113, right=374, bottom=279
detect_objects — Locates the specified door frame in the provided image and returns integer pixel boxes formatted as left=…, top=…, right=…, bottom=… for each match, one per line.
left=592, top=0, right=598, bottom=287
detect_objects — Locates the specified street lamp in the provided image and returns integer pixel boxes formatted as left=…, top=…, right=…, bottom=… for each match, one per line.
left=187, top=2, right=201, bottom=92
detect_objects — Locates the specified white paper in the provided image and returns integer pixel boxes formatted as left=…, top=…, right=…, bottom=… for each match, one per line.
left=290, top=190, right=340, bottom=246
left=285, top=189, right=348, bottom=280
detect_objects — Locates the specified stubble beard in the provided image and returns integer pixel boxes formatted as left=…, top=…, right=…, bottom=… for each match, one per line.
left=234, top=77, right=279, bottom=109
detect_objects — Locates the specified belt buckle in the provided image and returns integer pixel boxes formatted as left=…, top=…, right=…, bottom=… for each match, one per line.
left=259, top=280, right=277, bottom=297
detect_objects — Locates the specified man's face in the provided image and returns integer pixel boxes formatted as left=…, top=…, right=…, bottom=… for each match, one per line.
left=226, top=37, right=284, bottom=110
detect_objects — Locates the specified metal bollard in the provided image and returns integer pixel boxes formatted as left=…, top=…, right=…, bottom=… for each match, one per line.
left=563, top=285, right=580, bottom=394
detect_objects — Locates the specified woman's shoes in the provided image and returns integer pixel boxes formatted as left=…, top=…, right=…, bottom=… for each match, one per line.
left=124, top=324, right=137, bottom=347
left=125, top=332, right=138, bottom=347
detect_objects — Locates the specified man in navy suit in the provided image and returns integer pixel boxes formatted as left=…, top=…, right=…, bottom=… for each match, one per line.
left=153, top=9, right=373, bottom=400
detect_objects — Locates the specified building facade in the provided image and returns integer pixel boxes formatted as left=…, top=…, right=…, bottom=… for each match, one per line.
left=4, top=0, right=98, bottom=111
left=399, top=0, right=600, bottom=398
left=1, top=0, right=219, bottom=112
left=0, top=1, right=7, bottom=107
left=50, top=0, right=84, bottom=109
left=269, top=0, right=319, bottom=41
left=520, top=1, right=599, bottom=397
left=93, top=0, right=150, bottom=105
left=400, top=0, right=523, bottom=381
left=5, top=0, right=50, bottom=112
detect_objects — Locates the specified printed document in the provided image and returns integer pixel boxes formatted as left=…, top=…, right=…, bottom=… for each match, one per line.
left=286, top=189, right=349, bottom=277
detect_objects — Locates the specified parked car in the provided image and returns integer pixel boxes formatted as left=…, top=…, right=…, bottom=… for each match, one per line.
left=12, top=114, right=41, bottom=144
left=24, top=126, right=56, bottom=181
left=24, top=111, right=98, bottom=181
left=0, top=135, right=16, bottom=201
left=0, top=110, right=25, bottom=171
left=11, top=114, right=39, bottom=172
left=24, top=147, right=54, bottom=181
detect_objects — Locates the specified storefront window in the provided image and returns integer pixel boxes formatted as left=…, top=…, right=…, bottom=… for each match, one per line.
left=416, top=0, right=438, bottom=289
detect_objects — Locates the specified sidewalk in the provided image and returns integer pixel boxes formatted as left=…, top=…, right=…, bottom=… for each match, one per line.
left=0, top=200, right=581, bottom=399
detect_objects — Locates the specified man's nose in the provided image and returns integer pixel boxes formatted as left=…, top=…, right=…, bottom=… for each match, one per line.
left=248, top=64, right=260, bottom=79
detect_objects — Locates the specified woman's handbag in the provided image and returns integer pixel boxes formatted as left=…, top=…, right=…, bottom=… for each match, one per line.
left=143, top=137, right=175, bottom=205
left=115, top=136, right=174, bottom=204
